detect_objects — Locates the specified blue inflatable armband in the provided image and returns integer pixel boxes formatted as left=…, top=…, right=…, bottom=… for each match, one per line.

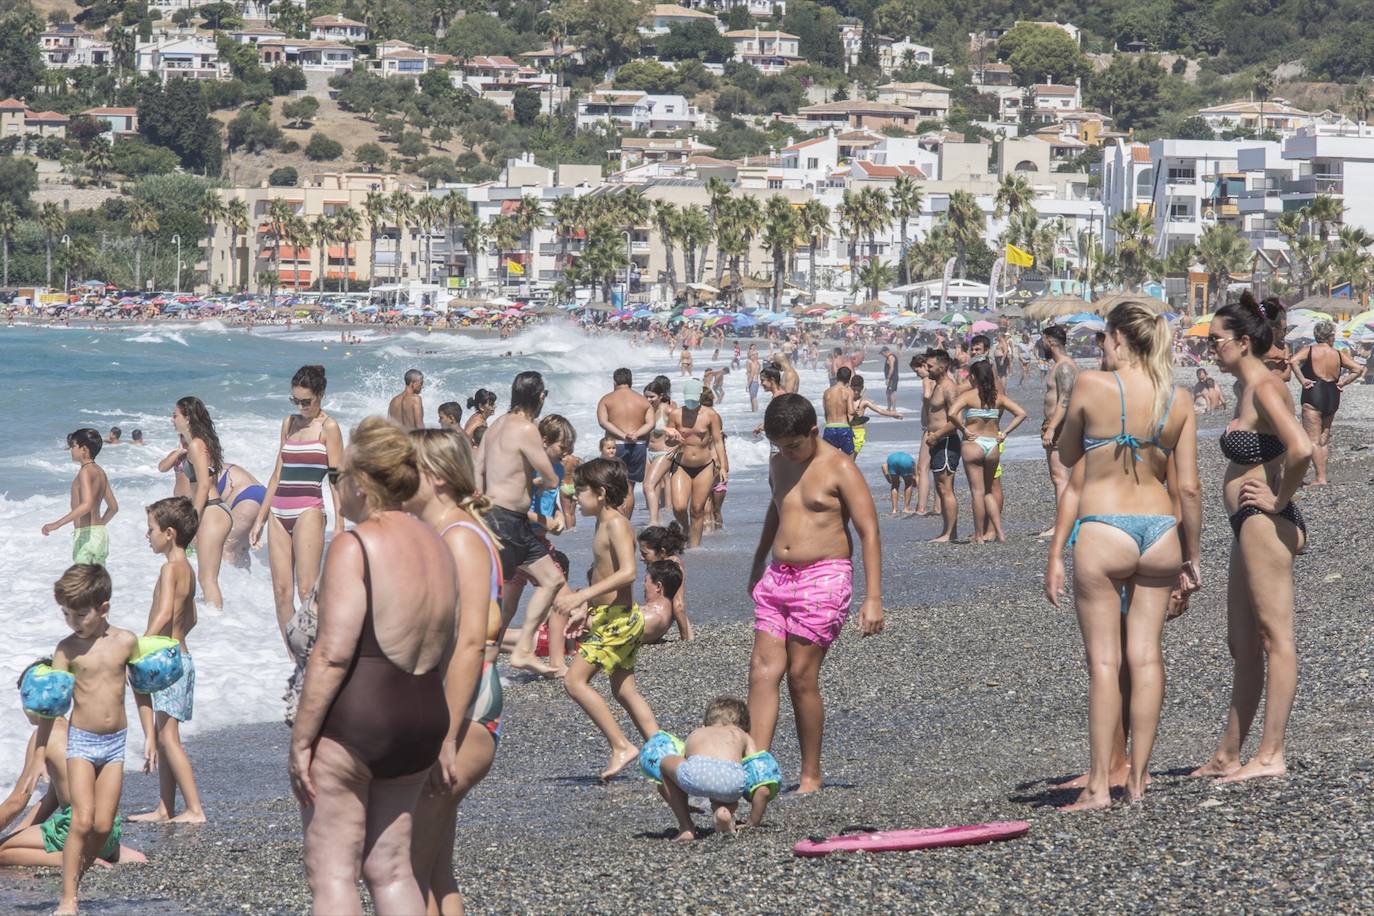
left=20, top=665, right=75, bottom=718
left=638, top=731, right=684, bottom=783
left=742, top=750, right=782, bottom=801
left=127, top=636, right=184, bottom=694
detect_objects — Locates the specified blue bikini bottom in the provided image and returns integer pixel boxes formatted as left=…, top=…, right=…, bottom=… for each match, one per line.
left=1068, top=514, right=1178, bottom=614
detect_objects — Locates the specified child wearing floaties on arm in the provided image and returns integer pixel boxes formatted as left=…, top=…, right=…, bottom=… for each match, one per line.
left=640, top=696, right=779, bottom=842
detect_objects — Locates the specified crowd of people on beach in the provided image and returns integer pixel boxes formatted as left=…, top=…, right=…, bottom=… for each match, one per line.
left=2, top=288, right=1358, bottom=913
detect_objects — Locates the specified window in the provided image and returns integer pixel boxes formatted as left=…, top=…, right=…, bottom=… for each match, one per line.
left=1167, top=163, right=1196, bottom=183
left=1168, top=202, right=1192, bottom=221
left=807, top=157, right=819, bottom=169
left=1014, top=160, right=1038, bottom=172
left=1135, top=167, right=1153, bottom=199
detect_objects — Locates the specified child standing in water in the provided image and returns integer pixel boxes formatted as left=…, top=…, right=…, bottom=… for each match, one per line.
left=747, top=394, right=884, bottom=793
left=129, top=497, right=206, bottom=824
left=42, top=429, right=119, bottom=567
left=37, top=564, right=155, bottom=916
left=556, top=459, right=659, bottom=780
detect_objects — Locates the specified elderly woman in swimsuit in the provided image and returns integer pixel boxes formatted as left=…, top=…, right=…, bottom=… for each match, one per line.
left=405, top=428, right=504, bottom=916
left=926, top=361, right=1026, bottom=544
left=251, top=365, right=345, bottom=645
left=1191, top=292, right=1312, bottom=784
left=172, top=397, right=232, bottom=609
left=1046, top=301, right=1202, bottom=810
left=641, top=375, right=677, bottom=527
left=289, top=418, right=458, bottom=916
left=666, top=379, right=726, bottom=549
left=1292, top=319, right=1364, bottom=486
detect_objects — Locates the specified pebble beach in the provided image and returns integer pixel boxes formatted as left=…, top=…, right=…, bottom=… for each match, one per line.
left=3, top=365, right=1373, bottom=914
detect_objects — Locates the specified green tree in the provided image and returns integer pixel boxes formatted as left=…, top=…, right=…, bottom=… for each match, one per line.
left=387, top=190, right=415, bottom=283
left=265, top=197, right=294, bottom=297
left=613, top=59, right=680, bottom=94
left=396, top=132, right=427, bottom=160
left=225, top=197, right=248, bottom=291
left=305, top=132, right=343, bottom=161
left=281, top=96, right=319, bottom=128
left=0, top=3, right=44, bottom=100
left=512, top=87, right=542, bottom=126
left=197, top=190, right=226, bottom=293
left=943, top=190, right=985, bottom=279
left=836, top=189, right=863, bottom=282
left=269, top=166, right=298, bottom=186
left=677, top=204, right=711, bottom=285
left=888, top=175, right=922, bottom=286
left=130, top=199, right=158, bottom=289
left=362, top=190, right=390, bottom=287
left=38, top=202, right=65, bottom=290
left=658, top=19, right=734, bottom=63
left=355, top=143, right=389, bottom=171
left=310, top=214, right=335, bottom=291
left=1197, top=223, right=1248, bottom=305
left=996, top=22, right=1089, bottom=88
left=994, top=173, right=1035, bottom=219
left=83, top=138, right=114, bottom=187
left=333, top=205, right=364, bottom=292
left=760, top=195, right=800, bottom=310
left=857, top=259, right=895, bottom=301
left=1303, top=195, right=1344, bottom=243
left=652, top=200, right=680, bottom=297
left=0, top=201, right=17, bottom=287
left=798, top=198, right=829, bottom=300
left=551, top=0, right=647, bottom=72
left=1085, top=55, right=1166, bottom=132
left=1108, top=209, right=1159, bottom=290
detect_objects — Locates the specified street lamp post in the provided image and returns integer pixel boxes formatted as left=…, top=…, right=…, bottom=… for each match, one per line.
left=172, top=235, right=181, bottom=294
left=623, top=229, right=632, bottom=303
left=61, top=234, right=70, bottom=301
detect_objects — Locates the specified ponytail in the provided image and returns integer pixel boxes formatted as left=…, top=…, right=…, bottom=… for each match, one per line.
left=1106, top=301, right=1174, bottom=428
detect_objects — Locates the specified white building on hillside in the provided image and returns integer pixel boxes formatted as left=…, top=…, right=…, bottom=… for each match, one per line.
left=1197, top=99, right=1315, bottom=137
left=39, top=24, right=112, bottom=69
left=136, top=37, right=225, bottom=82
left=577, top=91, right=713, bottom=134
left=310, top=14, right=368, bottom=43
left=725, top=29, right=801, bottom=72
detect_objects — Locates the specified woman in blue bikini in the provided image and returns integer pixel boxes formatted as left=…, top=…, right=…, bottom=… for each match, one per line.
left=928, top=361, right=1026, bottom=543
left=1045, top=301, right=1201, bottom=810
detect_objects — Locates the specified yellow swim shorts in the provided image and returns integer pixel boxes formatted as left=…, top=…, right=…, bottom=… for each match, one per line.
left=72, top=526, right=109, bottom=566
left=577, top=604, right=644, bottom=675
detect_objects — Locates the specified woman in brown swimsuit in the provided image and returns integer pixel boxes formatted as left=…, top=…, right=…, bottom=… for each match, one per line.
left=667, top=378, right=726, bottom=548
left=289, top=417, right=458, bottom=915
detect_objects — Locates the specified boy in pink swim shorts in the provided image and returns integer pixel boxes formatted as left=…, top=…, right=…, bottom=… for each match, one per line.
left=747, top=394, right=884, bottom=794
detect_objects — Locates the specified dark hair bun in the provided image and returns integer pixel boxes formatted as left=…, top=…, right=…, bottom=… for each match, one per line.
left=291, top=364, right=328, bottom=395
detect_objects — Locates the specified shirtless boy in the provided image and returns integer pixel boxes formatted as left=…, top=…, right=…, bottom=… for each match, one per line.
left=555, top=459, right=660, bottom=780
left=43, top=428, right=119, bottom=567
left=909, top=354, right=935, bottom=515
left=1038, top=326, right=1077, bottom=537
left=387, top=369, right=425, bottom=430
left=478, top=371, right=567, bottom=677
left=922, top=350, right=962, bottom=542
left=37, top=565, right=155, bottom=915
left=820, top=367, right=857, bottom=457
left=128, top=497, right=205, bottom=824
left=747, top=394, right=883, bottom=793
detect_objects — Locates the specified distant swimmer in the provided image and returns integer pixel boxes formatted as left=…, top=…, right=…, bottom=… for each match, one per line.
left=130, top=429, right=145, bottom=446
left=387, top=368, right=425, bottom=431
left=104, top=427, right=122, bottom=446
left=42, top=429, right=118, bottom=567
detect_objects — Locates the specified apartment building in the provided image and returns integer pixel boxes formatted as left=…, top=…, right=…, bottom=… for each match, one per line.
left=136, top=36, right=226, bottom=82
left=1282, top=127, right=1374, bottom=235
left=1197, top=98, right=1314, bottom=137
left=725, top=29, right=801, bottom=72
left=256, top=39, right=356, bottom=73
left=39, top=23, right=113, bottom=69
left=309, top=14, right=369, bottom=43
left=875, top=82, right=950, bottom=119
left=577, top=91, right=712, bottom=134
left=795, top=100, right=920, bottom=132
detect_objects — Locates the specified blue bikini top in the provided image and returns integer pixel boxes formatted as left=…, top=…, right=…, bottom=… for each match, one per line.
left=964, top=407, right=1000, bottom=421
left=1082, top=372, right=1176, bottom=461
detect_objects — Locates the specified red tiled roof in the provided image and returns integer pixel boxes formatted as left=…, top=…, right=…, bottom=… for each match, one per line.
left=27, top=111, right=70, bottom=122
left=1130, top=145, right=1152, bottom=162
left=82, top=106, right=138, bottom=116
left=852, top=160, right=926, bottom=179
left=0, top=98, right=28, bottom=111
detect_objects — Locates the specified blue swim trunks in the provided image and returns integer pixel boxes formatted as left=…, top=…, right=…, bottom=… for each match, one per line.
left=674, top=755, right=746, bottom=803
left=822, top=424, right=855, bottom=455
left=152, top=651, right=194, bottom=722
left=885, top=452, right=915, bottom=477
left=66, top=725, right=126, bottom=768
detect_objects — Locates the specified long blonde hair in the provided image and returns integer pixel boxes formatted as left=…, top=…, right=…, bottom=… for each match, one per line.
left=1106, top=301, right=1173, bottom=429
left=409, top=427, right=494, bottom=533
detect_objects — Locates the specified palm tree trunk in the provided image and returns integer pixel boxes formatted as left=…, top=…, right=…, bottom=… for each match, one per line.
left=772, top=250, right=782, bottom=311
left=133, top=241, right=141, bottom=289
left=899, top=218, right=909, bottom=285
left=663, top=236, right=678, bottom=298
left=2, top=238, right=8, bottom=287
left=809, top=239, right=817, bottom=299
left=369, top=231, right=378, bottom=287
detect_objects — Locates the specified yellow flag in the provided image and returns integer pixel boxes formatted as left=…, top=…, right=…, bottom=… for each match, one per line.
left=505, top=259, right=525, bottom=276
left=1005, top=244, right=1034, bottom=268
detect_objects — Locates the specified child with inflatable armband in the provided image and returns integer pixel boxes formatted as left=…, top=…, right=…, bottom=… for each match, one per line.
left=0, top=658, right=149, bottom=869
left=641, top=696, right=777, bottom=841
left=128, top=497, right=206, bottom=824
left=36, top=565, right=168, bottom=914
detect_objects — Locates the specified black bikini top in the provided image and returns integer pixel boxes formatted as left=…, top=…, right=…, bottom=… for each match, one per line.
left=1219, top=429, right=1285, bottom=465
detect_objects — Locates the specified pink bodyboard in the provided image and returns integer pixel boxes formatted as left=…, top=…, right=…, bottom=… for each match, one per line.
left=793, top=820, right=1029, bottom=857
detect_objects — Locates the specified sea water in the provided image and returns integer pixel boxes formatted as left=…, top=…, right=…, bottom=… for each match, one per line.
left=0, top=320, right=823, bottom=780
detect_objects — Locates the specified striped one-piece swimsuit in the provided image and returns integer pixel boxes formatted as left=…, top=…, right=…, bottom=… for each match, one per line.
left=271, top=437, right=329, bottom=533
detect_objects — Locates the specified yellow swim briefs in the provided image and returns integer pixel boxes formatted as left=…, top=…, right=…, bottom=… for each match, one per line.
left=994, top=439, right=1005, bottom=480
left=577, top=604, right=644, bottom=675
left=72, top=525, right=109, bottom=566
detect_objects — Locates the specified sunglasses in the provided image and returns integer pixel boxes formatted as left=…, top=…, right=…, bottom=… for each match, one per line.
left=1206, top=335, right=1241, bottom=348
left=289, top=396, right=315, bottom=407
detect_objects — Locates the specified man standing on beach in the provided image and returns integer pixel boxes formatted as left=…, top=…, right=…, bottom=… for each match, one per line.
left=1038, top=326, right=1076, bottom=538
left=387, top=369, right=424, bottom=431
left=881, top=347, right=898, bottom=411
left=821, top=367, right=857, bottom=457
left=478, top=371, right=567, bottom=677
left=746, top=344, right=762, bottom=411
left=596, top=369, right=652, bottom=514
left=922, top=351, right=961, bottom=542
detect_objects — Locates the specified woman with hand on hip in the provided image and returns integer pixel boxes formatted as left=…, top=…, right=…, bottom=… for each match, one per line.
left=1291, top=319, right=1363, bottom=486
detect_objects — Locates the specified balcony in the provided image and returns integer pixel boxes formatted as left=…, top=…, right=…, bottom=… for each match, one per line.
left=1237, top=189, right=1282, bottom=213
left=1282, top=176, right=1344, bottom=197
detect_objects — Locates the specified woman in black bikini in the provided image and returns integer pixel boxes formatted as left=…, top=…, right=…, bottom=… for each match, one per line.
left=172, top=396, right=232, bottom=610
left=666, top=378, right=726, bottom=548
left=1292, top=319, right=1364, bottom=486
left=289, top=417, right=458, bottom=916
left=1191, top=292, right=1312, bottom=785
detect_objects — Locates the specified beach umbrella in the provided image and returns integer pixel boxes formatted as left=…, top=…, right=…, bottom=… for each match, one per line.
left=1025, top=293, right=1090, bottom=321
left=1092, top=291, right=1169, bottom=316
left=734, top=315, right=758, bottom=328
left=422, top=310, right=438, bottom=318
left=970, top=319, right=998, bottom=333
left=1064, top=311, right=1100, bottom=324
left=1069, top=317, right=1106, bottom=333
left=1184, top=322, right=1210, bottom=337
left=941, top=312, right=969, bottom=325
left=1288, top=307, right=1333, bottom=322
left=358, top=305, right=378, bottom=314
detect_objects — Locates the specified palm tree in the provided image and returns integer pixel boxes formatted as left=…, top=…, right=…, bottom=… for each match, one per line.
left=994, top=173, right=1035, bottom=218
left=387, top=190, right=415, bottom=284
left=582, top=220, right=629, bottom=303
left=1346, top=80, right=1372, bottom=124
left=1303, top=194, right=1343, bottom=243
left=197, top=191, right=226, bottom=293
left=677, top=205, right=711, bottom=287
left=836, top=190, right=864, bottom=284
left=414, top=195, right=444, bottom=284
left=943, top=190, right=985, bottom=279
left=1275, top=209, right=1304, bottom=290
left=857, top=259, right=896, bottom=301
left=362, top=190, right=389, bottom=287
left=224, top=197, right=249, bottom=292
left=84, top=138, right=113, bottom=187
left=333, top=206, right=363, bottom=292
left=889, top=175, right=922, bottom=285
left=550, top=195, right=581, bottom=282
left=265, top=197, right=294, bottom=298
left=730, top=194, right=762, bottom=281
left=0, top=201, right=17, bottom=287
left=705, top=176, right=731, bottom=285
left=760, top=195, right=799, bottom=311
left=310, top=214, right=334, bottom=291
left=797, top=199, right=830, bottom=301
left=38, top=202, right=66, bottom=290
left=652, top=200, right=680, bottom=298
left=457, top=204, right=484, bottom=286
left=514, top=193, right=545, bottom=261
left=857, top=187, right=890, bottom=264
left=1107, top=209, right=1157, bottom=290
left=57, top=235, right=97, bottom=291
left=439, top=190, right=471, bottom=283
left=286, top=214, right=311, bottom=291
left=489, top=215, right=520, bottom=290
left=1197, top=223, right=1249, bottom=306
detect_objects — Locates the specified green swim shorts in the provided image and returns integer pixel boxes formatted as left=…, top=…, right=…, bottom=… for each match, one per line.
left=40, top=806, right=122, bottom=861
left=72, top=526, right=109, bottom=566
